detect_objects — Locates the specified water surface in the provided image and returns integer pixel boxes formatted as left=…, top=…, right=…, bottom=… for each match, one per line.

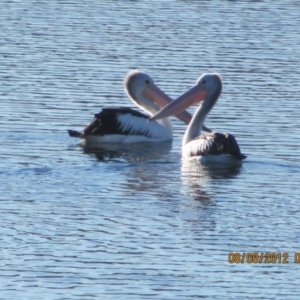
left=1, top=0, right=300, bottom=299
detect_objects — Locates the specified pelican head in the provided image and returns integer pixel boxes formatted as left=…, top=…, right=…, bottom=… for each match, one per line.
left=149, top=73, right=223, bottom=121
left=124, top=70, right=192, bottom=124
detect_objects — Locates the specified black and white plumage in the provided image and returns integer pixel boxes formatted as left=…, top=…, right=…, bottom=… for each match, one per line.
left=149, top=73, right=246, bottom=163
left=68, top=107, right=172, bottom=143
left=183, top=132, right=246, bottom=161
left=67, top=70, right=207, bottom=145
left=69, top=107, right=149, bottom=137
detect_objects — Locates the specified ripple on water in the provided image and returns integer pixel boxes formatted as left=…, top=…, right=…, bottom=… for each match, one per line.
left=1, top=0, right=300, bottom=299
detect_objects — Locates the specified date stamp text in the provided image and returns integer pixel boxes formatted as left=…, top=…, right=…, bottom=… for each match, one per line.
left=228, top=252, right=300, bottom=264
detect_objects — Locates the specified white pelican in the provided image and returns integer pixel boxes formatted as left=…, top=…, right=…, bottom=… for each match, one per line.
left=68, top=70, right=210, bottom=144
left=149, top=73, right=246, bottom=163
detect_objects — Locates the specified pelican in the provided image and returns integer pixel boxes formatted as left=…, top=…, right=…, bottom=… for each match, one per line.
left=68, top=70, right=210, bottom=144
left=149, top=73, right=246, bottom=163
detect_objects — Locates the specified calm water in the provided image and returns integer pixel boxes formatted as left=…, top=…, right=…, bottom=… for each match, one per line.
left=1, top=0, right=300, bottom=299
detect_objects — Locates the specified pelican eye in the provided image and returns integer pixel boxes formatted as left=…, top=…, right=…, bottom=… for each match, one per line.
left=145, top=79, right=150, bottom=84
left=202, top=80, right=206, bottom=84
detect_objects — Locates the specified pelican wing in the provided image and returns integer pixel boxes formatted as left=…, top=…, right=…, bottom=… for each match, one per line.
left=186, top=132, right=246, bottom=160
left=68, top=107, right=164, bottom=138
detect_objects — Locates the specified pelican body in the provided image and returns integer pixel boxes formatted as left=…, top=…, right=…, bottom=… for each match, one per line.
left=68, top=70, right=209, bottom=145
left=149, top=73, right=246, bottom=163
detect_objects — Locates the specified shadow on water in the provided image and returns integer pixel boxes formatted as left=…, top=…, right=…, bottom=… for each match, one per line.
left=80, top=141, right=173, bottom=163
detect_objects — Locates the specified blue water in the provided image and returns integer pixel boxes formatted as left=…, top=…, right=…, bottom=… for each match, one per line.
left=1, top=0, right=300, bottom=299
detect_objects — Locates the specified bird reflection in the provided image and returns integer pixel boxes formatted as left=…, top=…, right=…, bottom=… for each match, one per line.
left=81, top=141, right=180, bottom=200
left=180, top=159, right=242, bottom=203
left=178, top=160, right=242, bottom=233
left=81, top=141, right=173, bottom=163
